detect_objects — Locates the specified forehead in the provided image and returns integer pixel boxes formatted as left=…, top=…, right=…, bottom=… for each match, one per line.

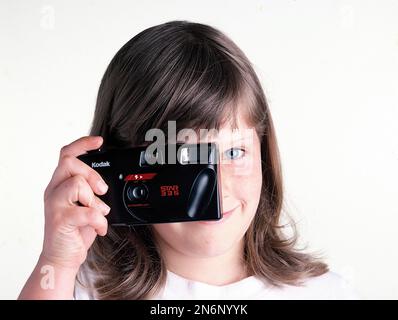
left=181, top=111, right=257, bottom=144
left=206, top=122, right=254, bottom=142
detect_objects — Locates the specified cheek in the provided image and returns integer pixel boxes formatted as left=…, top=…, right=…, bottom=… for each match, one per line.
left=231, top=158, right=263, bottom=207
left=234, top=179, right=262, bottom=229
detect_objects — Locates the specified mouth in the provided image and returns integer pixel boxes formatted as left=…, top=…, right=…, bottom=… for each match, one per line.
left=198, top=205, right=240, bottom=225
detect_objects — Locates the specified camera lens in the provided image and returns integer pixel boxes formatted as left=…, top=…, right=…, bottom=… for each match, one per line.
left=127, top=184, right=148, bottom=201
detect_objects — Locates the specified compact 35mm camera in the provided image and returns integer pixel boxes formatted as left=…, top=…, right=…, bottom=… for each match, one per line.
left=77, top=143, right=222, bottom=225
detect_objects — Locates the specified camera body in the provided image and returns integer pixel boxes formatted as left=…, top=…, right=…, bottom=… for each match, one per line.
left=77, top=142, right=222, bottom=225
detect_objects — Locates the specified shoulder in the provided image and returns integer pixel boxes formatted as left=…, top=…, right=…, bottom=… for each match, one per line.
left=259, top=271, right=360, bottom=300
left=300, top=271, right=359, bottom=299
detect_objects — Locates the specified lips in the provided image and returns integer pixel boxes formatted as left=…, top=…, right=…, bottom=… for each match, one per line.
left=222, top=205, right=239, bottom=216
left=199, top=205, right=240, bottom=225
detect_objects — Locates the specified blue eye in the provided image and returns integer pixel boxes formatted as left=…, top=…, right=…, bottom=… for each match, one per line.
left=224, top=148, right=245, bottom=160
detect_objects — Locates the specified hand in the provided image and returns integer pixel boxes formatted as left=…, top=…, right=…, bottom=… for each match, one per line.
left=41, top=136, right=110, bottom=271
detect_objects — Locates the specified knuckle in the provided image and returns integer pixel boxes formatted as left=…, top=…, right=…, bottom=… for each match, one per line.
left=59, top=145, right=69, bottom=158
left=43, top=185, right=51, bottom=202
left=60, top=154, right=74, bottom=168
left=71, top=174, right=86, bottom=188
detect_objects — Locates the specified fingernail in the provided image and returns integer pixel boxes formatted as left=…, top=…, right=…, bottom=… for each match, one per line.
left=97, top=180, right=108, bottom=194
left=92, top=136, right=102, bottom=147
left=102, top=202, right=111, bottom=213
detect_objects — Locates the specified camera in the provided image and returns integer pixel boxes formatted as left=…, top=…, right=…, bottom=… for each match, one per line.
left=77, top=142, right=222, bottom=225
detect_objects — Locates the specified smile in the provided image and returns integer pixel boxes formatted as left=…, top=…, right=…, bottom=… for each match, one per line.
left=198, top=205, right=240, bottom=225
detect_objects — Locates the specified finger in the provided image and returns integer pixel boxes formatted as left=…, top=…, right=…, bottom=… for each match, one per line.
left=46, top=136, right=105, bottom=198
left=59, top=136, right=103, bottom=162
left=48, top=155, right=108, bottom=198
left=51, top=175, right=110, bottom=215
left=64, top=206, right=108, bottom=236
left=91, top=195, right=111, bottom=215
left=51, top=175, right=94, bottom=208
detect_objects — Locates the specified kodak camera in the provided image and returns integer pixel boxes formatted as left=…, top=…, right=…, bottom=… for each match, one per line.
left=77, top=142, right=222, bottom=225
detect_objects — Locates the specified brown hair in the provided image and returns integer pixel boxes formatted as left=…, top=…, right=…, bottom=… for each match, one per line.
left=79, top=20, right=328, bottom=299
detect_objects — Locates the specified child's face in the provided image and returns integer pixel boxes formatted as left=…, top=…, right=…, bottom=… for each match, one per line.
left=152, top=110, right=263, bottom=258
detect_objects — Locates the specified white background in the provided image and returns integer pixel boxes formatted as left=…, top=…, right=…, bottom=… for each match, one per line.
left=1, top=0, right=397, bottom=299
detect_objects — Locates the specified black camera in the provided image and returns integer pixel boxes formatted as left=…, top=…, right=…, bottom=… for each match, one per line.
left=77, top=143, right=222, bottom=225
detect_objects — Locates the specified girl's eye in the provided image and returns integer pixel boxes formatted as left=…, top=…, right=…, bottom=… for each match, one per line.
left=224, top=148, right=245, bottom=160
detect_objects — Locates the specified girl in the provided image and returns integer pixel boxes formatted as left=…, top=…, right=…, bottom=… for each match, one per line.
left=19, top=20, right=357, bottom=299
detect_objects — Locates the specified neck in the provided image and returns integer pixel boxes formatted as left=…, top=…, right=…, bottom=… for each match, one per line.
left=155, top=236, right=249, bottom=286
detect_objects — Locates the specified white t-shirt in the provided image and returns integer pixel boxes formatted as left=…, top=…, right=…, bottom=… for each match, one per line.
left=74, top=269, right=359, bottom=300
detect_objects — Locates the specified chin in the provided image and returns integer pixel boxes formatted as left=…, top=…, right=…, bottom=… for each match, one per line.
left=186, top=241, right=236, bottom=258
left=181, top=227, right=240, bottom=257
left=152, top=212, right=251, bottom=258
